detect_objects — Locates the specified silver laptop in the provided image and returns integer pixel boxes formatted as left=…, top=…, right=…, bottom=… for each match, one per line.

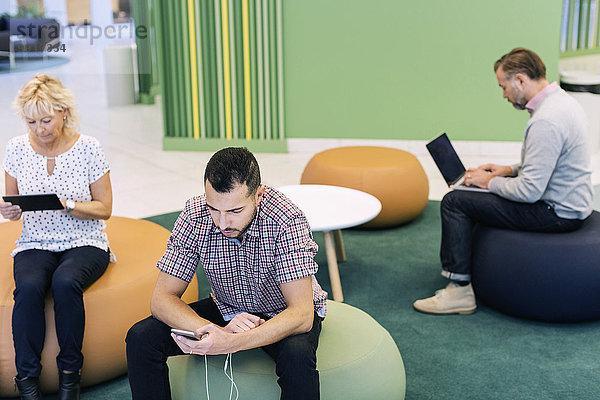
left=426, top=133, right=489, bottom=193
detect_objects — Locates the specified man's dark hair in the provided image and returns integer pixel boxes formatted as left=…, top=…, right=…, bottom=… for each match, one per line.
left=494, top=48, right=546, bottom=80
left=204, top=147, right=261, bottom=195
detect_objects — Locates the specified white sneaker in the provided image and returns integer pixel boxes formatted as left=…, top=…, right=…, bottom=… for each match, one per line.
left=413, top=283, right=477, bottom=315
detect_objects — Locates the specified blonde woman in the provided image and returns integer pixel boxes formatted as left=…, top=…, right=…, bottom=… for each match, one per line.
left=0, top=74, right=112, bottom=400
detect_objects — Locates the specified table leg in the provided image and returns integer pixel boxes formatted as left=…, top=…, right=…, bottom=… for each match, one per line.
left=333, top=229, right=346, bottom=262
left=9, top=39, right=15, bottom=70
left=323, top=231, right=343, bottom=302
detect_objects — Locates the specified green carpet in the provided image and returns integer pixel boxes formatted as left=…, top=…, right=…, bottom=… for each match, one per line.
left=145, top=198, right=600, bottom=400
left=4, top=198, right=600, bottom=400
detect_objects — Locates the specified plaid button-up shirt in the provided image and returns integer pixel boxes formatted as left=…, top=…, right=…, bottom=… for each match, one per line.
left=157, top=187, right=327, bottom=320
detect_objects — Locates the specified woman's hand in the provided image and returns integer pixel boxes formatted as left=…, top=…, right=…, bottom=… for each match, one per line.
left=0, top=200, right=22, bottom=221
left=3, top=172, right=21, bottom=220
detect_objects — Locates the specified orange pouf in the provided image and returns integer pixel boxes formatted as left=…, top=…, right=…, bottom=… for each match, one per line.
left=301, top=146, right=429, bottom=228
left=0, top=217, right=198, bottom=396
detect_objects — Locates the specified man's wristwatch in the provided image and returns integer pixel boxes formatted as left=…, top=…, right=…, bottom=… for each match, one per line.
left=65, top=199, right=75, bottom=214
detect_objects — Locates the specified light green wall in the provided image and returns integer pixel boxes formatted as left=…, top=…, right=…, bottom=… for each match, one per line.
left=283, top=0, right=563, bottom=141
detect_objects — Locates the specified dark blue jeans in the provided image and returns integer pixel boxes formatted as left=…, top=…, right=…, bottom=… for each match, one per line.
left=126, top=297, right=322, bottom=400
left=12, top=246, right=109, bottom=377
left=440, top=190, right=585, bottom=281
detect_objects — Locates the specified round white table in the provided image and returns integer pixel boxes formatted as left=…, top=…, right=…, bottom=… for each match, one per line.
left=277, top=185, right=382, bottom=302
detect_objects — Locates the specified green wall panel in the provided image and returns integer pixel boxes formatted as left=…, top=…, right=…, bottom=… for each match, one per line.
left=283, top=0, right=563, bottom=141
left=163, top=137, right=287, bottom=152
left=152, top=0, right=284, bottom=146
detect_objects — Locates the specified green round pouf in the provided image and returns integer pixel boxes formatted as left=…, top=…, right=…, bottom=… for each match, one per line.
left=168, top=301, right=406, bottom=399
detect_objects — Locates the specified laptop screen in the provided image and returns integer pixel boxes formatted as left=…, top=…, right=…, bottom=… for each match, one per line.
left=426, top=133, right=466, bottom=186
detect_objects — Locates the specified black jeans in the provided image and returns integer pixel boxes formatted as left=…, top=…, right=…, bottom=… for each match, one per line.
left=126, top=297, right=322, bottom=400
left=12, top=246, right=110, bottom=377
left=440, top=190, right=584, bottom=281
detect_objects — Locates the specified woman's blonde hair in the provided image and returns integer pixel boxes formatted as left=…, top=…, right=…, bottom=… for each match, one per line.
left=13, top=73, right=79, bottom=136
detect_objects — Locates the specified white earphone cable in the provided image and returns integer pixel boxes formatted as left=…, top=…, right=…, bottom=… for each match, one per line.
left=204, top=354, right=210, bottom=400
left=223, top=353, right=239, bottom=400
left=203, top=353, right=239, bottom=400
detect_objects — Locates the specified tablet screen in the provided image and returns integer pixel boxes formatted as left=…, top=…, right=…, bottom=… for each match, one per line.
left=2, top=194, right=64, bottom=212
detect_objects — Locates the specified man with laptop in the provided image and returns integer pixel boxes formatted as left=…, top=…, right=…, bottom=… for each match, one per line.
left=414, top=47, right=594, bottom=315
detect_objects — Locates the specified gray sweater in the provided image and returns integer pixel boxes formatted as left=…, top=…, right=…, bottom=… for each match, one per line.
left=488, top=87, right=593, bottom=220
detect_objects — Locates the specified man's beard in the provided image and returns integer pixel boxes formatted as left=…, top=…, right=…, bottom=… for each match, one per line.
left=510, top=82, right=527, bottom=110
left=512, top=101, right=526, bottom=110
left=225, top=205, right=257, bottom=239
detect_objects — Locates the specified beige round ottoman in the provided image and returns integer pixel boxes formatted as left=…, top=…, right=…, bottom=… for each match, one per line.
left=301, top=146, right=429, bottom=228
left=168, top=300, right=406, bottom=400
left=0, top=216, right=198, bottom=396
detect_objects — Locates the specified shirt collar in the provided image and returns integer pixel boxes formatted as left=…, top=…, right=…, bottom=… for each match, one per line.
left=525, top=81, right=558, bottom=114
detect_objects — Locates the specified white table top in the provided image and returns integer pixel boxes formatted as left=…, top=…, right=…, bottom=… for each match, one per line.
left=277, top=184, right=382, bottom=231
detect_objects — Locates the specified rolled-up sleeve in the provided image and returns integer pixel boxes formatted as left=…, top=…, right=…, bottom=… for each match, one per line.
left=274, top=214, right=319, bottom=284
left=157, top=206, right=201, bottom=283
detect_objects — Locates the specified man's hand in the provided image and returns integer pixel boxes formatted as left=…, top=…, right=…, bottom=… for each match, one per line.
left=464, top=167, right=494, bottom=189
left=464, top=163, right=513, bottom=189
left=172, top=324, right=239, bottom=355
left=224, top=312, right=265, bottom=334
left=173, top=277, right=315, bottom=356
left=171, top=330, right=203, bottom=354
left=477, top=163, right=513, bottom=177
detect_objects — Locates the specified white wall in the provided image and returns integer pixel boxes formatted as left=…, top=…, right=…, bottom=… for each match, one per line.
left=89, top=0, right=112, bottom=26
left=0, top=0, right=18, bottom=14
left=43, top=0, right=67, bottom=25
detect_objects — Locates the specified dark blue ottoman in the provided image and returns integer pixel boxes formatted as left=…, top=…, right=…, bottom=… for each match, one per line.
left=471, top=211, right=600, bottom=322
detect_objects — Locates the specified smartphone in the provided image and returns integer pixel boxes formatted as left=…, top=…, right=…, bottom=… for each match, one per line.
left=171, top=328, right=200, bottom=341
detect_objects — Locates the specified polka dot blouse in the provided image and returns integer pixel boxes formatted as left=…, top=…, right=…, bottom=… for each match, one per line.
left=3, top=134, right=110, bottom=257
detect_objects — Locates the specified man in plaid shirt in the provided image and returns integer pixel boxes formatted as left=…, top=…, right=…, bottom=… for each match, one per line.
left=126, top=147, right=328, bottom=400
